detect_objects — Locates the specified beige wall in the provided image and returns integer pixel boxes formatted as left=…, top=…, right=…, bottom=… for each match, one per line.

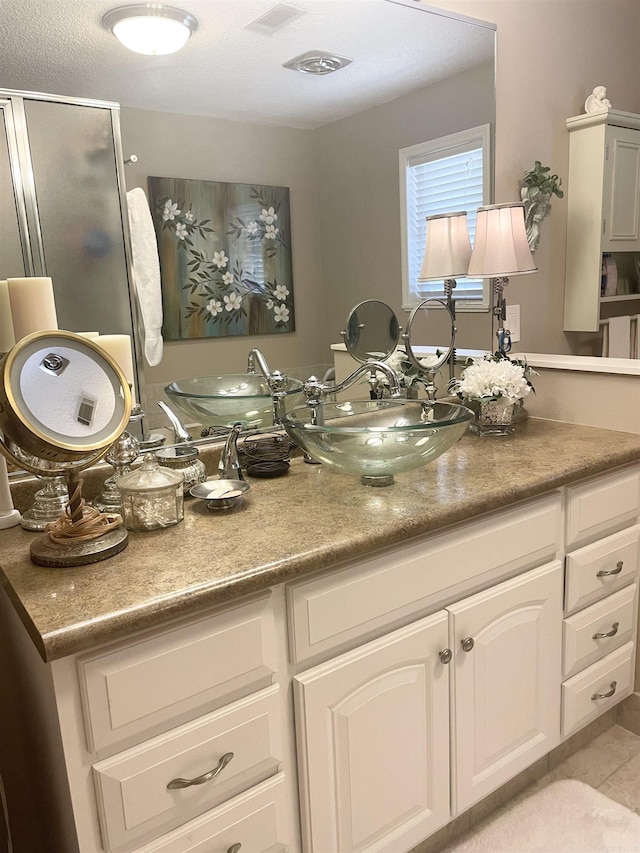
left=121, top=109, right=327, bottom=387
left=316, top=61, right=495, bottom=351
left=428, top=0, right=640, bottom=355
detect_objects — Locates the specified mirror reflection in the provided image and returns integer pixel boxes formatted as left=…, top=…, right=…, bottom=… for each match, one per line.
left=0, top=0, right=496, bottom=444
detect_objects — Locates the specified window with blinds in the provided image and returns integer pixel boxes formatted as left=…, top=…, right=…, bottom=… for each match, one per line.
left=400, top=124, right=492, bottom=310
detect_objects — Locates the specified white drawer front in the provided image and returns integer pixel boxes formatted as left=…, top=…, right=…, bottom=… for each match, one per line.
left=133, top=773, right=290, bottom=853
left=79, top=594, right=276, bottom=753
left=288, top=493, right=561, bottom=663
left=565, top=466, right=640, bottom=549
left=563, top=584, right=637, bottom=678
left=93, top=686, right=282, bottom=852
left=564, top=525, right=639, bottom=613
left=561, top=642, right=635, bottom=738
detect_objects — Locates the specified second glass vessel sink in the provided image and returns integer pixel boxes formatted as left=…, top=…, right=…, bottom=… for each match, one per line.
left=165, top=374, right=303, bottom=429
left=281, top=399, right=473, bottom=486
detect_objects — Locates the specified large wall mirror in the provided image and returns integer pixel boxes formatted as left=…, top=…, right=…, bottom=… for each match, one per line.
left=0, top=0, right=496, bottom=430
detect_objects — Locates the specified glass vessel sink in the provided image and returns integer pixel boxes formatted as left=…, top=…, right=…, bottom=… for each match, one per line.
left=281, top=399, right=473, bottom=485
left=165, top=374, right=303, bottom=429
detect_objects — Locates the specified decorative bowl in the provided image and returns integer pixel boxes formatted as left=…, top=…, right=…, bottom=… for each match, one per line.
left=280, top=399, right=473, bottom=485
left=165, top=374, right=303, bottom=429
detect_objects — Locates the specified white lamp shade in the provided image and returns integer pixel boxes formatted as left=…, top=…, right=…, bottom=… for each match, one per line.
left=418, top=211, right=471, bottom=281
left=468, top=202, right=538, bottom=278
left=104, top=5, right=198, bottom=56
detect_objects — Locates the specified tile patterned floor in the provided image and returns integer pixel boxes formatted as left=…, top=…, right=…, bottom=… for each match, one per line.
left=438, top=724, right=640, bottom=851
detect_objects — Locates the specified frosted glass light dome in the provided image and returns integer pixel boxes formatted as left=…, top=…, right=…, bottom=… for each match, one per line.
left=103, top=5, right=198, bottom=56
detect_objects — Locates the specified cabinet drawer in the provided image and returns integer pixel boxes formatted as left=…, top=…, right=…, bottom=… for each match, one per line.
left=288, top=493, right=561, bottom=663
left=78, top=594, right=276, bottom=753
left=563, top=584, right=637, bottom=678
left=565, top=467, right=640, bottom=549
left=133, top=773, right=290, bottom=852
left=564, top=525, right=639, bottom=613
left=561, top=642, right=635, bottom=737
left=93, top=685, right=282, bottom=852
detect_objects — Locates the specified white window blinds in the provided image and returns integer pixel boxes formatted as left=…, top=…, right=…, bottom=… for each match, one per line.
left=400, top=125, right=491, bottom=310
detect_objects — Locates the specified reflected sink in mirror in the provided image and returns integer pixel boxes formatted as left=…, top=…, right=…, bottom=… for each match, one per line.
left=165, top=374, right=304, bottom=429
left=281, top=399, right=473, bottom=486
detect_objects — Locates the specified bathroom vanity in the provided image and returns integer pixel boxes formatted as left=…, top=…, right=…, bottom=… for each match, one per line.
left=1, top=418, right=640, bottom=853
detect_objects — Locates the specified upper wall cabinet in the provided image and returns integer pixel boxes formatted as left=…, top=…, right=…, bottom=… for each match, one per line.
left=564, top=109, right=640, bottom=332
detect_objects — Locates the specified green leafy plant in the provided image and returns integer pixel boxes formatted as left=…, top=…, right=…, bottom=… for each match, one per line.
left=522, top=161, right=564, bottom=200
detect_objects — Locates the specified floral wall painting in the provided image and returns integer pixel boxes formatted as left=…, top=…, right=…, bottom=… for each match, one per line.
left=148, top=176, right=295, bottom=340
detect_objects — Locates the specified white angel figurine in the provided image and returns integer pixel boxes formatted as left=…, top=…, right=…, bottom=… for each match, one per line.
left=584, top=86, right=612, bottom=113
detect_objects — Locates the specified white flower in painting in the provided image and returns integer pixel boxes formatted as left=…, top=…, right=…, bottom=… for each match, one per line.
left=266, top=298, right=274, bottom=309
left=224, top=292, right=243, bottom=312
left=265, top=223, right=279, bottom=239
left=259, top=206, right=277, bottom=225
left=162, top=200, right=180, bottom=221
left=274, top=303, right=289, bottom=324
left=222, top=271, right=234, bottom=285
left=274, top=283, right=289, bottom=301
left=175, top=222, right=188, bottom=240
left=246, top=221, right=258, bottom=235
left=185, top=210, right=194, bottom=222
left=213, top=250, right=228, bottom=269
left=206, top=298, right=223, bottom=317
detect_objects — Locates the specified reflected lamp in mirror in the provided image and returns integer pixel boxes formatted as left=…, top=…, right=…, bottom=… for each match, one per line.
left=417, top=211, right=472, bottom=301
left=103, top=4, right=198, bottom=55
left=468, top=202, right=537, bottom=355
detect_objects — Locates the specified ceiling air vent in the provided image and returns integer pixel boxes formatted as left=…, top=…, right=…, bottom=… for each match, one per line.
left=283, top=50, right=353, bottom=75
left=245, top=4, right=306, bottom=35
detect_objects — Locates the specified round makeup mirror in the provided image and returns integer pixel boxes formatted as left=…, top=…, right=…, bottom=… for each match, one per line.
left=402, top=298, right=456, bottom=397
left=0, top=330, right=133, bottom=566
left=341, top=300, right=400, bottom=364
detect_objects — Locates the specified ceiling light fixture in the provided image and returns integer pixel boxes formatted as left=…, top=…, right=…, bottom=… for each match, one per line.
left=103, top=4, right=198, bottom=56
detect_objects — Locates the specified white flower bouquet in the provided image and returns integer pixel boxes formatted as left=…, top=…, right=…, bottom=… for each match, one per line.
left=450, top=353, right=535, bottom=402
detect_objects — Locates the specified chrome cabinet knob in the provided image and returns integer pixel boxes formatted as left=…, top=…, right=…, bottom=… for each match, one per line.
left=439, top=648, right=453, bottom=664
left=597, top=561, right=623, bottom=577
left=461, top=637, right=474, bottom=652
left=591, top=681, right=617, bottom=701
left=167, top=751, right=234, bottom=790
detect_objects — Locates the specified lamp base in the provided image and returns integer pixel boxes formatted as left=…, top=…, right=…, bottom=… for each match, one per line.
left=30, top=526, right=129, bottom=568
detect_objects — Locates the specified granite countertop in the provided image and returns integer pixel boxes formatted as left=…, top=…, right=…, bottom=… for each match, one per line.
left=3, top=418, right=640, bottom=663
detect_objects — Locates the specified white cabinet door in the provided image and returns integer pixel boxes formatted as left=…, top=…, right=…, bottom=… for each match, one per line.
left=603, top=126, right=640, bottom=249
left=294, top=612, right=450, bottom=853
left=448, top=562, right=563, bottom=814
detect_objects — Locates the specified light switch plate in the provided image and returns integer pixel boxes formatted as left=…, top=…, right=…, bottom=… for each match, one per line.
left=506, top=304, right=521, bottom=343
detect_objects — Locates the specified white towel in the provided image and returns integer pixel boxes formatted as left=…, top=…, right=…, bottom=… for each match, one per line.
left=606, top=315, right=631, bottom=358
left=126, top=187, right=163, bottom=367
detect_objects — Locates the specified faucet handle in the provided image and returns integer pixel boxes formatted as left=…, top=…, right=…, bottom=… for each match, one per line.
left=218, top=422, right=245, bottom=481
left=303, top=376, right=325, bottom=407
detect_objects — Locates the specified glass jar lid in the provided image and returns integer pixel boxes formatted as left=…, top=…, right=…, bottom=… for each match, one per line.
left=155, top=445, right=199, bottom=466
left=117, top=454, right=184, bottom=493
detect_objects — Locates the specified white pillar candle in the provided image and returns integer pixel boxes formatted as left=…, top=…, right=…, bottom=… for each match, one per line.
left=97, top=334, right=136, bottom=403
left=7, top=277, right=58, bottom=341
left=0, top=280, right=15, bottom=353
left=0, top=454, right=21, bottom=530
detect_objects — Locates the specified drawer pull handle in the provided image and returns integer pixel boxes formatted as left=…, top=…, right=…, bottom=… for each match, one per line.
left=593, top=622, right=619, bottom=640
left=597, top=561, right=623, bottom=578
left=461, top=637, right=474, bottom=653
left=591, top=681, right=617, bottom=701
left=439, top=649, right=453, bottom=664
left=228, top=845, right=242, bottom=853
left=167, top=751, right=234, bottom=790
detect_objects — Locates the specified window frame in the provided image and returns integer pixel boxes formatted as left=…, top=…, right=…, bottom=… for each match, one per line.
left=399, top=123, right=492, bottom=312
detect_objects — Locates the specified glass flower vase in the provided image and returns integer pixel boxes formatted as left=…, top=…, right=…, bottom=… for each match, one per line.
left=465, top=397, right=515, bottom=437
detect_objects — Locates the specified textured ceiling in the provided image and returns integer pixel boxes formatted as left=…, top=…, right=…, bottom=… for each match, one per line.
left=0, top=0, right=495, bottom=128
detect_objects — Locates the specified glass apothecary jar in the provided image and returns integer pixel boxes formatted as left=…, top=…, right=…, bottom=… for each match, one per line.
left=116, top=455, right=184, bottom=531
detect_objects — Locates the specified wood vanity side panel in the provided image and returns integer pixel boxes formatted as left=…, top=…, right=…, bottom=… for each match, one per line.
left=78, top=593, right=277, bottom=754
left=288, top=493, right=562, bottom=664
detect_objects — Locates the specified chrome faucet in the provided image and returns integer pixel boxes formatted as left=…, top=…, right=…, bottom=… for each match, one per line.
left=303, top=360, right=403, bottom=407
left=246, top=347, right=290, bottom=424
left=218, top=422, right=245, bottom=481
